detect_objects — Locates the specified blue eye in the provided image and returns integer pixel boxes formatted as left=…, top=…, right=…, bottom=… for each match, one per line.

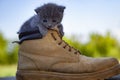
left=43, top=20, right=47, bottom=22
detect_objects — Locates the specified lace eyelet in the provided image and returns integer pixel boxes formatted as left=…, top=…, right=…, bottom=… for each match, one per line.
left=63, top=45, right=67, bottom=49
left=58, top=42, right=62, bottom=45
left=58, top=43, right=61, bottom=45
left=69, top=49, right=71, bottom=52
left=63, top=46, right=66, bottom=49
left=74, top=52, right=78, bottom=54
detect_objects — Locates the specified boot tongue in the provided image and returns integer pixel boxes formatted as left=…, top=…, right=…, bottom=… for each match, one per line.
left=52, top=26, right=59, bottom=31
left=48, top=26, right=59, bottom=33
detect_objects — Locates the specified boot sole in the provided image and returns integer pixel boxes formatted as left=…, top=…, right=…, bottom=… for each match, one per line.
left=16, top=64, right=120, bottom=80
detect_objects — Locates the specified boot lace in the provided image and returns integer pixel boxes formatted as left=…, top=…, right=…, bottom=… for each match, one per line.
left=51, top=32, right=82, bottom=55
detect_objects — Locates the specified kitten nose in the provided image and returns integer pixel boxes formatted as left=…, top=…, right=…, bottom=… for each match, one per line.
left=48, top=25, right=52, bottom=28
left=48, top=25, right=52, bottom=27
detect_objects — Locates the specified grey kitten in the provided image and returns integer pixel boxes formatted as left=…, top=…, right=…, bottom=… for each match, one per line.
left=18, top=3, right=65, bottom=37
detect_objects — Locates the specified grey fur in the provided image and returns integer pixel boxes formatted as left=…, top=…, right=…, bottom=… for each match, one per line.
left=18, top=3, right=65, bottom=37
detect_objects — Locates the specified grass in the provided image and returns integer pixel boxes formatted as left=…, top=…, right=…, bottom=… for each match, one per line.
left=0, top=64, right=17, bottom=77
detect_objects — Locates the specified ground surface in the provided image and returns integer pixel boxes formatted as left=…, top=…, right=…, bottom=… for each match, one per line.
left=0, top=74, right=120, bottom=80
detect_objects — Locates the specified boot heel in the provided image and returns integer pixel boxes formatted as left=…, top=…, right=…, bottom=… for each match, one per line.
left=16, top=72, right=24, bottom=80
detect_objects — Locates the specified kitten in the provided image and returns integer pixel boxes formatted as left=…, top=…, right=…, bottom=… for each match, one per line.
left=18, top=3, right=65, bottom=37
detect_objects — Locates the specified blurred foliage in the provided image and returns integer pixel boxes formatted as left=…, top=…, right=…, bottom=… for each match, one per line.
left=63, top=32, right=120, bottom=59
left=0, top=32, right=18, bottom=65
left=0, top=31, right=120, bottom=65
left=0, top=33, right=8, bottom=64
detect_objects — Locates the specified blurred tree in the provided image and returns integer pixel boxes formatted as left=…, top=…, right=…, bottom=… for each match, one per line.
left=0, top=32, right=18, bottom=64
left=7, top=45, right=18, bottom=64
left=89, top=32, right=118, bottom=57
left=0, top=32, right=8, bottom=64
left=64, top=32, right=120, bottom=60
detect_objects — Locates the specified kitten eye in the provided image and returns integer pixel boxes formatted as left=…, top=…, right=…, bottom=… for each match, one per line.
left=43, top=20, right=47, bottom=22
left=52, top=20, right=56, bottom=22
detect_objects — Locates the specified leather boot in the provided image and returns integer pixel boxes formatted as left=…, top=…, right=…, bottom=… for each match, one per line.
left=16, top=29, right=120, bottom=80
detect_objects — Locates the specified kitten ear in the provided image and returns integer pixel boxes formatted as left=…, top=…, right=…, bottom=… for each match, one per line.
left=58, top=6, right=66, bottom=13
left=34, top=7, right=41, bottom=14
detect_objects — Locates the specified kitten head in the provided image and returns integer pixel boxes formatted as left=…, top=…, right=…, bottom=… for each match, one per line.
left=35, top=3, right=65, bottom=29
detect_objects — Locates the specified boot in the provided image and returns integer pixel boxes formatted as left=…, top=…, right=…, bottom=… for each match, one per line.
left=16, top=29, right=120, bottom=80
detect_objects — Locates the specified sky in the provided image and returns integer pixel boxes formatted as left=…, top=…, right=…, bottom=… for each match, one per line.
left=0, top=0, right=120, bottom=42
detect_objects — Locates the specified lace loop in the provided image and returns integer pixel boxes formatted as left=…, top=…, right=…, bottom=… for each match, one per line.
left=51, top=33, right=57, bottom=40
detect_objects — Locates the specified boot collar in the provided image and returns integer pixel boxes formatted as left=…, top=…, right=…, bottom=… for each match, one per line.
left=18, top=28, right=61, bottom=44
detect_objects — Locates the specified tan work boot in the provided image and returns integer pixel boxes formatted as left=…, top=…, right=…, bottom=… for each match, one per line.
left=16, top=29, right=120, bottom=80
